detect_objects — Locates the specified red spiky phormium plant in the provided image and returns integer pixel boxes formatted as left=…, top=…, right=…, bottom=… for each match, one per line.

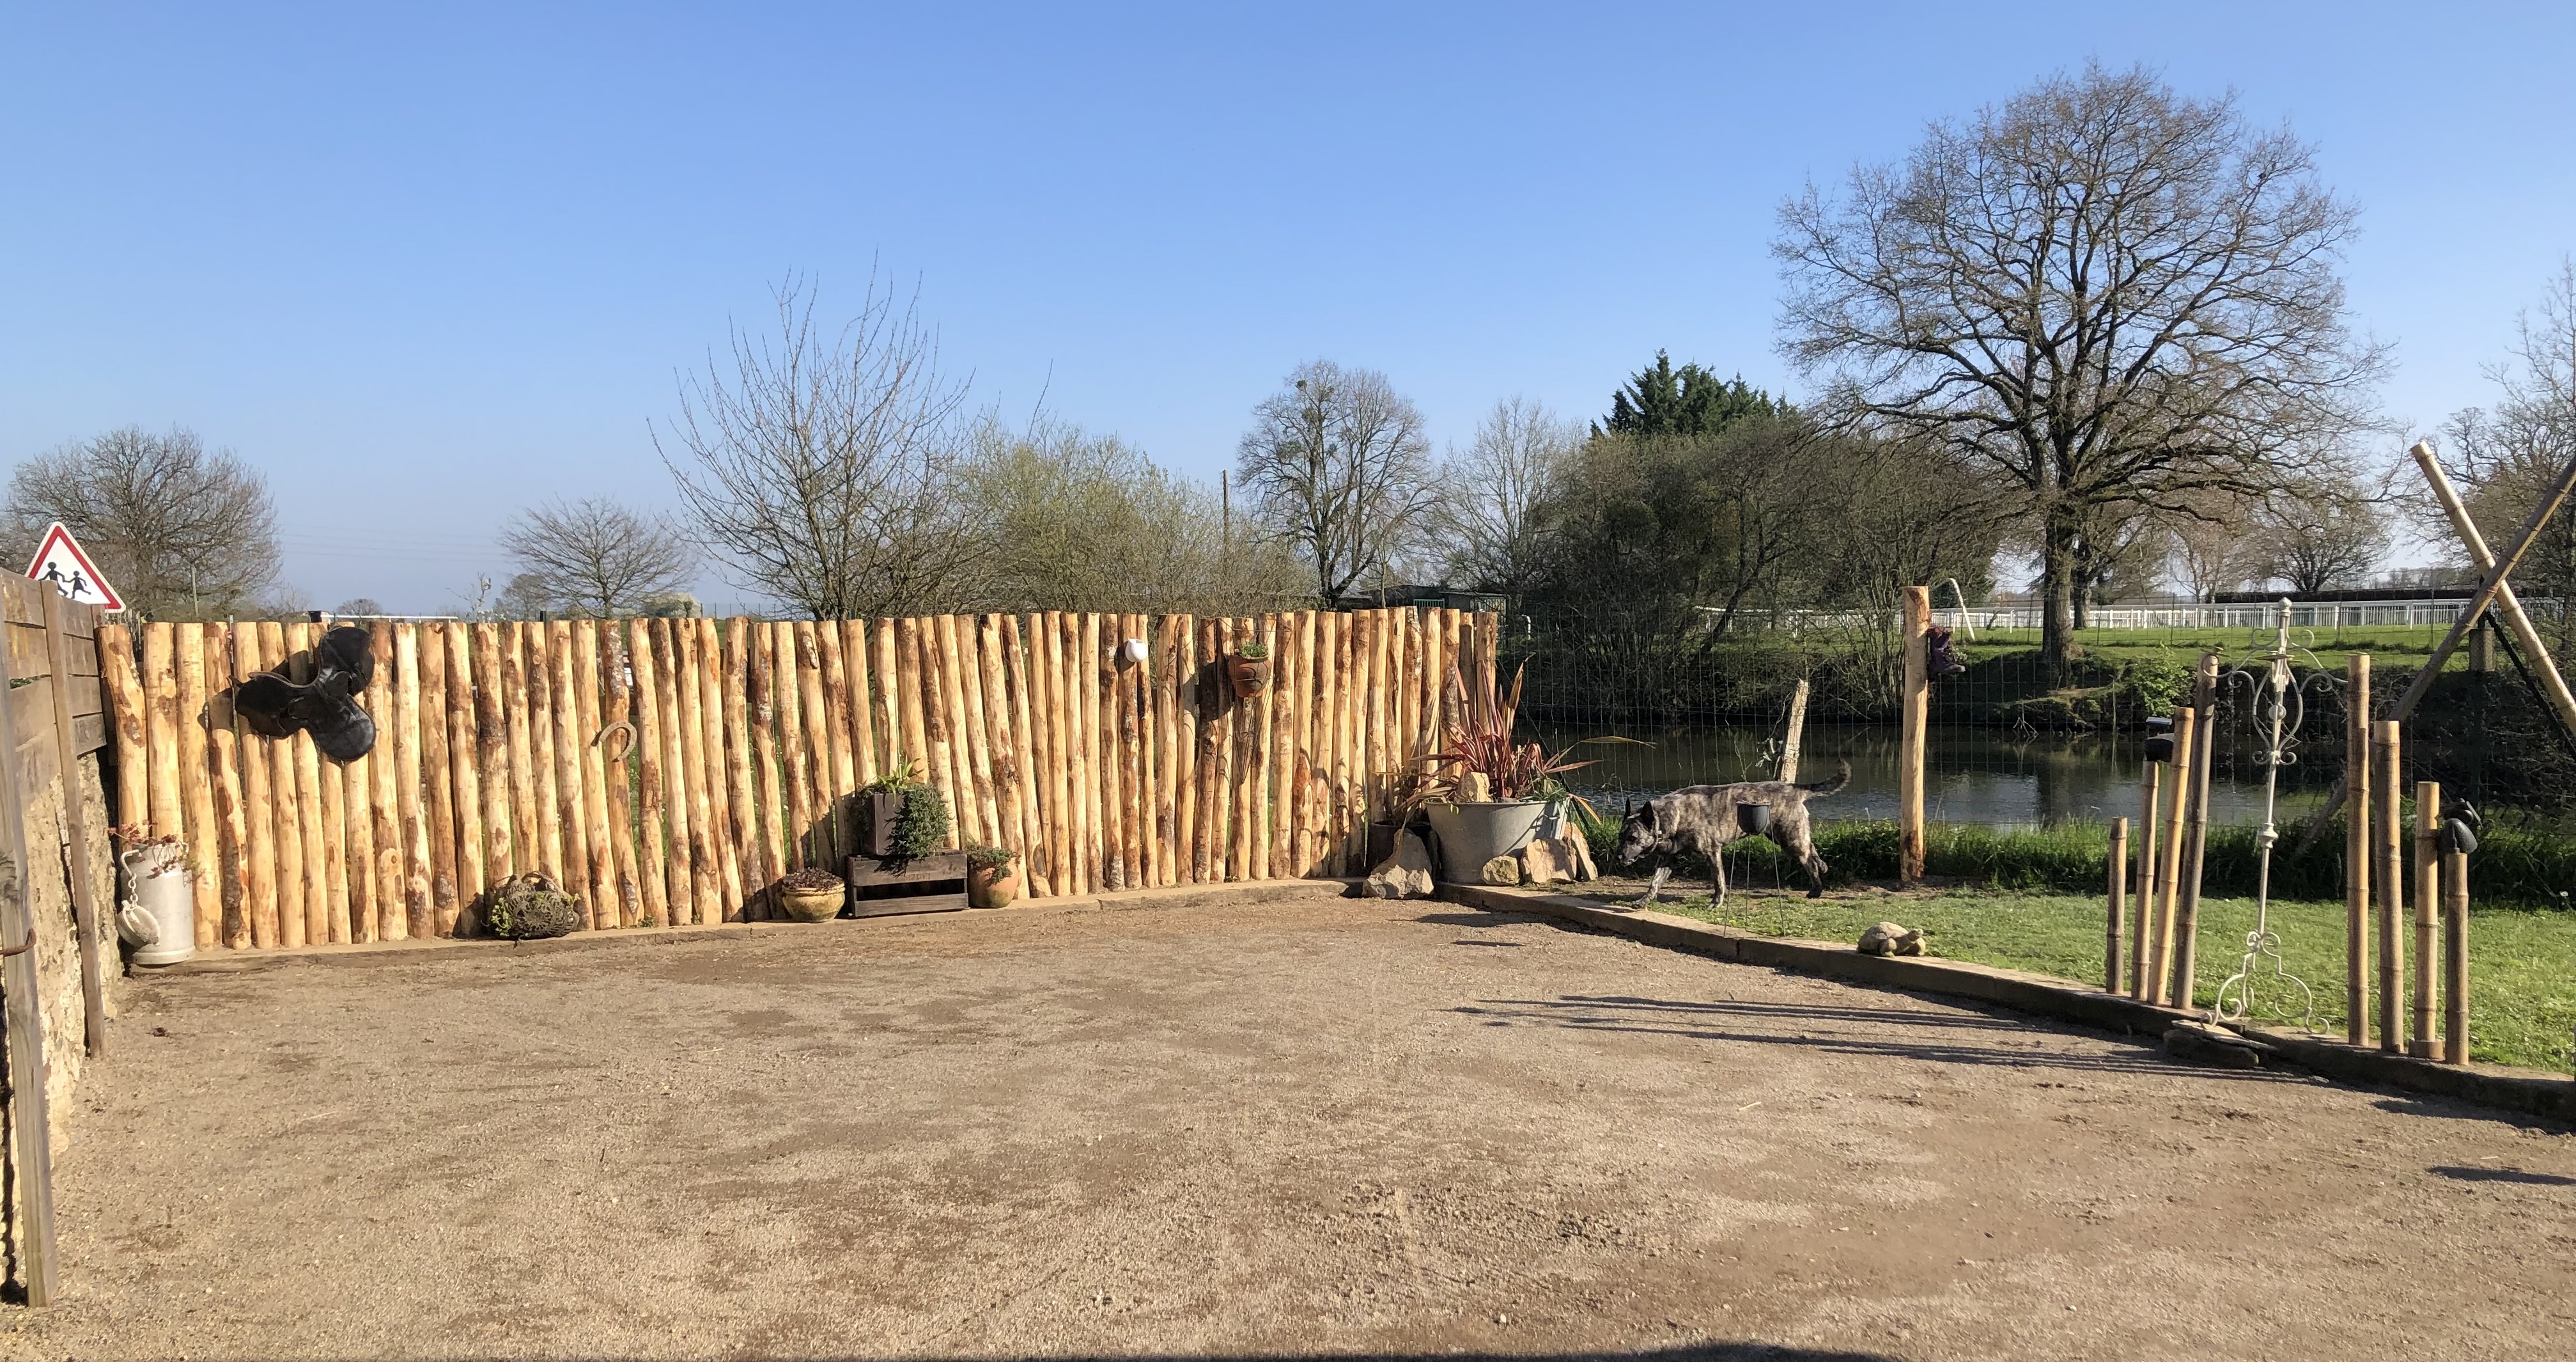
left=1432, top=661, right=1602, bottom=802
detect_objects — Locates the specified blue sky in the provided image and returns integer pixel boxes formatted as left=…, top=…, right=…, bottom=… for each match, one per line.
left=5, top=3, right=2571, bottom=610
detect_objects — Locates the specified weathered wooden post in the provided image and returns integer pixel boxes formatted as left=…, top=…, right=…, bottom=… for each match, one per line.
left=1779, top=677, right=1810, bottom=785
left=2346, top=654, right=2371, bottom=1045
left=2442, top=833, right=2471, bottom=1065
left=2150, top=705, right=2196, bottom=1004
left=1898, top=586, right=1929, bottom=886
left=2412, top=780, right=2441, bottom=1058
left=2130, top=756, right=2162, bottom=999
left=2106, top=817, right=2127, bottom=992
left=2373, top=720, right=2404, bottom=1053
left=2167, top=652, right=2222, bottom=1009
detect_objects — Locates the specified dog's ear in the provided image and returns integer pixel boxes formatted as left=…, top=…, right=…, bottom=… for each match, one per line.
left=1622, top=796, right=1634, bottom=822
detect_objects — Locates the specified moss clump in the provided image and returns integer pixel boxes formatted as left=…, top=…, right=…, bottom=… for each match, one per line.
left=484, top=873, right=582, bottom=940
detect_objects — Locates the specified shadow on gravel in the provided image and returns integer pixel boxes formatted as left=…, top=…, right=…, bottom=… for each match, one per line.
left=1459, top=993, right=2305, bottom=1084
left=2429, top=1164, right=2576, bottom=1186
left=705, top=1350, right=1898, bottom=1362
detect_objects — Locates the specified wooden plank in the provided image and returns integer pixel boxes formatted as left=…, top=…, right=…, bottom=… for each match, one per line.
left=1001, top=614, right=1046, bottom=895
left=45, top=590, right=109, bottom=1045
left=652, top=620, right=697, bottom=923
left=817, top=618, right=857, bottom=860
left=444, top=625, right=484, bottom=932
left=628, top=620, right=670, bottom=927
left=571, top=622, right=616, bottom=925
left=500, top=623, right=541, bottom=884
left=0, top=615, right=58, bottom=1301
left=171, top=624, right=221, bottom=947
left=471, top=625, right=516, bottom=886
left=674, top=620, right=720, bottom=921
left=100, top=623, right=146, bottom=834
left=52, top=673, right=100, bottom=719
left=846, top=850, right=966, bottom=888
left=717, top=620, right=761, bottom=915
left=229, top=625, right=278, bottom=950
left=743, top=620, right=779, bottom=914
left=391, top=625, right=430, bottom=940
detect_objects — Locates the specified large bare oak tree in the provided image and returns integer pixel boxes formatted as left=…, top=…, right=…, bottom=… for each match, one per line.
left=1234, top=360, right=1435, bottom=604
left=497, top=496, right=695, bottom=617
left=1774, top=63, right=2384, bottom=671
left=3, top=425, right=278, bottom=618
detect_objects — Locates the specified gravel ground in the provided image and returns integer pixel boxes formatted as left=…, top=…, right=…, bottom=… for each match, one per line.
left=6, top=886, right=2573, bottom=1361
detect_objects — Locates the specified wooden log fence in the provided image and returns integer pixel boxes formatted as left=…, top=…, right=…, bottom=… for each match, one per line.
left=101, top=608, right=1495, bottom=950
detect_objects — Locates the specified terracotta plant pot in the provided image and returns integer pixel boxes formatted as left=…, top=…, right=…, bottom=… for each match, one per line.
left=1227, top=655, right=1271, bottom=700
left=966, top=862, right=1020, bottom=909
left=777, top=884, right=846, bottom=922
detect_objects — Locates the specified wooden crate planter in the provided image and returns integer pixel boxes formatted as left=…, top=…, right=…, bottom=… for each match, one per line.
left=845, top=852, right=967, bottom=916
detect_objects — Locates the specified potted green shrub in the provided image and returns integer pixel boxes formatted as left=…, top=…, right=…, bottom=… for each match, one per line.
left=1423, top=663, right=1619, bottom=883
left=965, top=844, right=1020, bottom=909
left=858, top=760, right=951, bottom=863
left=775, top=867, right=847, bottom=921
left=1227, top=640, right=1271, bottom=699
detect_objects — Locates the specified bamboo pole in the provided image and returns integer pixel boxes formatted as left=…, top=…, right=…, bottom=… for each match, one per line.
left=629, top=620, right=671, bottom=927
left=2412, top=779, right=2440, bottom=1059
left=226, top=626, right=278, bottom=949
left=2347, top=654, right=2372, bottom=1044
left=2373, top=719, right=2404, bottom=1053
left=2148, top=706, right=2196, bottom=1005
left=173, top=624, right=221, bottom=947
left=796, top=620, right=837, bottom=869
left=567, top=623, right=612, bottom=925
left=719, top=620, right=762, bottom=913
left=2442, top=838, right=2470, bottom=1065
left=420, top=627, right=460, bottom=937
left=201, top=627, right=247, bottom=948
left=844, top=618, right=879, bottom=787
left=2130, top=761, right=2162, bottom=998
left=506, top=623, right=548, bottom=882
left=2106, top=818, right=2128, bottom=993
left=260, top=624, right=306, bottom=950
left=1002, top=614, right=1048, bottom=895
left=675, top=621, right=721, bottom=919
left=745, top=621, right=782, bottom=905
left=286, top=623, right=332, bottom=946
left=1897, top=586, right=1930, bottom=885
left=694, top=620, right=741, bottom=914
left=390, top=625, right=430, bottom=940
left=444, top=626, right=484, bottom=931
left=773, top=622, right=812, bottom=870
left=2166, top=653, right=2221, bottom=1009
left=473, top=625, right=515, bottom=885
left=653, top=620, right=697, bottom=923
left=817, top=618, right=856, bottom=861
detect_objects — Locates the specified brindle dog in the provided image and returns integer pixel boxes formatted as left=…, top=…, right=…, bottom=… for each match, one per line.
left=1615, top=763, right=1849, bottom=907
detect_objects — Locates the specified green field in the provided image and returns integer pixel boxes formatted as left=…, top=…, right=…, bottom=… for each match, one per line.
left=1644, top=887, right=2576, bottom=1074
left=1961, top=624, right=2460, bottom=671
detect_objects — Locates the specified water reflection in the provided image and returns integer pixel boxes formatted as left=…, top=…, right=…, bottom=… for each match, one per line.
left=1535, top=723, right=2336, bottom=829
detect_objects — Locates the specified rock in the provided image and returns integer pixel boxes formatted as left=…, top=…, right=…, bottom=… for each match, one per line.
left=2163, top=1021, right=2273, bottom=1069
left=1459, top=772, right=1491, bottom=802
left=484, top=872, right=584, bottom=940
left=1479, top=854, right=1523, bottom=886
left=1362, top=829, right=1436, bottom=900
left=1520, top=835, right=1582, bottom=885
left=1570, top=831, right=1598, bottom=882
left=1858, top=921, right=1924, bottom=956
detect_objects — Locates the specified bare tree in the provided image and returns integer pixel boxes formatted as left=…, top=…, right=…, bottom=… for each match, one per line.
left=2158, top=491, right=2263, bottom=600
left=497, top=496, right=695, bottom=618
left=2439, top=260, right=2576, bottom=643
left=657, top=273, right=975, bottom=618
left=3, top=425, right=278, bottom=618
left=2249, top=483, right=2388, bottom=593
left=1775, top=63, right=2384, bottom=675
left=1234, top=361, right=1436, bottom=603
left=1436, top=397, right=1579, bottom=594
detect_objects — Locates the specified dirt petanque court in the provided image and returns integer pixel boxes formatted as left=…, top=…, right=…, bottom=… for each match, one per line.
left=5, top=886, right=2572, bottom=1361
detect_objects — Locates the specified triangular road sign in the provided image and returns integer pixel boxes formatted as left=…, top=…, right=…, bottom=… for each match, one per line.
left=25, top=522, right=123, bottom=612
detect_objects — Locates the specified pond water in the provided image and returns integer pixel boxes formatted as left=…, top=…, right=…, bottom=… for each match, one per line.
left=1530, top=723, right=2340, bottom=829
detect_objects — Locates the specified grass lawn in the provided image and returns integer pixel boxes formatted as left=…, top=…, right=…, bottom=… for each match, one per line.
left=1649, top=888, right=2576, bottom=1074
left=1961, top=624, right=2460, bottom=670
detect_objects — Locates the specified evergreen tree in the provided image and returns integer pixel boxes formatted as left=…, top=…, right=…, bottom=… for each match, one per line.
left=1599, top=351, right=1780, bottom=437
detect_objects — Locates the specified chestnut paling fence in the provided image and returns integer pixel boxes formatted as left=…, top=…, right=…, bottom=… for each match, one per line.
left=100, top=608, right=1502, bottom=951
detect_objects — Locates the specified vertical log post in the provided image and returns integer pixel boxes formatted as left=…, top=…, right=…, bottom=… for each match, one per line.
left=1779, top=677, right=1810, bottom=785
left=2442, top=834, right=2471, bottom=1065
left=2166, top=652, right=2222, bottom=1010
left=2347, top=654, right=2372, bottom=1045
left=2105, top=817, right=2127, bottom=994
left=2412, top=780, right=2440, bottom=1059
left=2373, top=719, right=2404, bottom=1053
left=2130, top=759, right=2162, bottom=999
left=1897, top=586, right=1930, bottom=885
left=2149, top=706, right=2196, bottom=1004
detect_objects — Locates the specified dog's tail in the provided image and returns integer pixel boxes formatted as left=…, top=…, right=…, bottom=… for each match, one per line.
left=1799, top=761, right=1852, bottom=796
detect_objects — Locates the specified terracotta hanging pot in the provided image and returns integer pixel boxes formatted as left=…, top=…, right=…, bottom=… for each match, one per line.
left=1227, top=653, right=1271, bottom=700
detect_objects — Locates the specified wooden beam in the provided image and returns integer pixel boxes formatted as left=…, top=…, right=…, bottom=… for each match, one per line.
left=1897, top=586, right=1930, bottom=884
left=2373, top=720, right=2404, bottom=1054
left=2346, top=654, right=2371, bottom=1045
left=0, top=603, right=58, bottom=1305
left=2412, top=780, right=2440, bottom=1059
left=42, top=591, right=104, bottom=1052
left=2105, top=817, right=2127, bottom=994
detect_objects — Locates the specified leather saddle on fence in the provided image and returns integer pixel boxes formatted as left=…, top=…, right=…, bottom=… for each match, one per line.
left=233, top=624, right=379, bottom=762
